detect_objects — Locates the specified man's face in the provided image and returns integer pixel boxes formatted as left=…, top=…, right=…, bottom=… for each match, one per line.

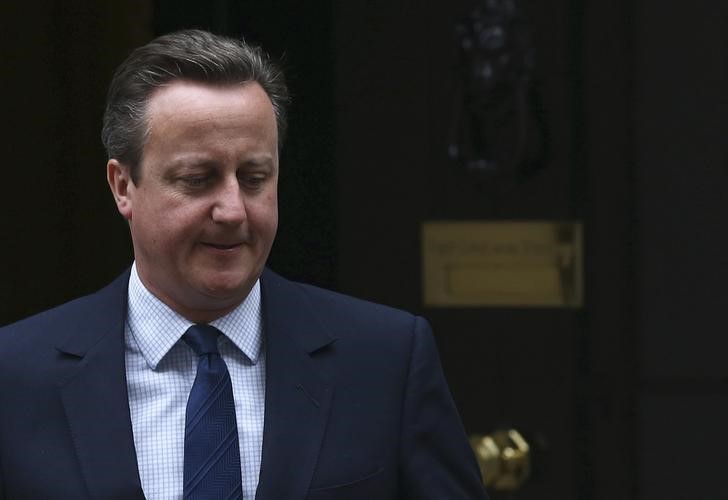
left=108, top=81, right=279, bottom=322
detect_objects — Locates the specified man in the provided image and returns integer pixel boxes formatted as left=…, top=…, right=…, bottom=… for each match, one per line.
left=0, top=30, right=488, bottom=499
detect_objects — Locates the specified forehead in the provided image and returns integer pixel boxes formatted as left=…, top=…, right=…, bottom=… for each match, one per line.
left=135, top=80, right=279, bottom=178
left=139, top=80, right=278, bottom=161
left=145, top=80, right=275, bottom=129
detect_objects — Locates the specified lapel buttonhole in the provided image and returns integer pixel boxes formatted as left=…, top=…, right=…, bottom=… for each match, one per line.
left=296, top=384, right=320, bottom=408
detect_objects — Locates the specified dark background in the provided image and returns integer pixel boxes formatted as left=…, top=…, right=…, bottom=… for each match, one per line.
left=2, top=1, right=727, bottom=498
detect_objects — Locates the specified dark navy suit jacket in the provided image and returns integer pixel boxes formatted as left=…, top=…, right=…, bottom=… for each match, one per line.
left=0, top=268, right=488, bottom=499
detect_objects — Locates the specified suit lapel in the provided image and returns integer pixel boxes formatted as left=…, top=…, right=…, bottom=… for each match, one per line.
left=56, top=270, right=145, bottom=500
left=256, top=270, right=337, bottom=500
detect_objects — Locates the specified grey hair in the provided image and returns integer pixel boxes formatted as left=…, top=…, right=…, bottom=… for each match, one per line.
left=101, top=29, right=290, bottom=183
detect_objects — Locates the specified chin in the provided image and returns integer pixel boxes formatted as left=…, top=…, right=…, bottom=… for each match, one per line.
left=200, top=276, right=252, bottom=301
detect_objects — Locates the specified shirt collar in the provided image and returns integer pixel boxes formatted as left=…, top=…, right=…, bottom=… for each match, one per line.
left=126, top=262, right=264, bottom=370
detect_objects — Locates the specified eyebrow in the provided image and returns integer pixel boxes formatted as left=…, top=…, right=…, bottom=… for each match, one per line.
left=162, top=154, right=277, bottom=176
left=165, top=155, right=216, bottom=170
left=239, top=157, right=275, bottom=169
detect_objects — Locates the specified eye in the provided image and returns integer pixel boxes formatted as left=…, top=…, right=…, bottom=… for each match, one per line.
left=239, top=173, right=267, bottom=190
left=179, top=175, right=212, bottom=188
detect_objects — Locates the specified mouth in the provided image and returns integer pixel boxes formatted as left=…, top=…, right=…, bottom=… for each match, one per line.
left=202, top=242, right=244, bottom=251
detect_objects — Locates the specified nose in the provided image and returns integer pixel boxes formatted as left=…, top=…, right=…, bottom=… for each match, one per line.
left=211, top=178, right=246, bottom=225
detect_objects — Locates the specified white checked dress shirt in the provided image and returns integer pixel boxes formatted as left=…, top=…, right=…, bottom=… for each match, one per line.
left=124, top=263, right=266, bottom=500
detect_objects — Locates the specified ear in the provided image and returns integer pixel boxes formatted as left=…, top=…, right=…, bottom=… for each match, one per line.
left=107, top=159, right=134, bottom=220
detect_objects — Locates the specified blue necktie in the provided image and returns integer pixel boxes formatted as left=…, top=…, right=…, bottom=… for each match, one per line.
left=183, top=324, right=243, bottom=499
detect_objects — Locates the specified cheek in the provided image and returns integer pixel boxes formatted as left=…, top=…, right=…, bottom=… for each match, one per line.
left=248, top=190, right=277, bottom=225
left=253, top=201, right=278, bottom=236
left=139, top=204, right=204, bottom=250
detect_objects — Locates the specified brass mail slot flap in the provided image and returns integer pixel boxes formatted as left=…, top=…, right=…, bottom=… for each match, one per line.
left=422, top=221, right=583, bottom=307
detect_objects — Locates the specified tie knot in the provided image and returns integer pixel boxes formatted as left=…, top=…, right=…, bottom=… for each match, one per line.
left=183, top=324, right=221, bottom=356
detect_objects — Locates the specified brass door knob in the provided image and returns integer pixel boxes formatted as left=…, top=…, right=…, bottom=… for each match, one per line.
left=470, top=429, right=531, bottom=491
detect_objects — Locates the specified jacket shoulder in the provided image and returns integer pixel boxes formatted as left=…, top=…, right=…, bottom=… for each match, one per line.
left=0, top=270, right=130, bottom=355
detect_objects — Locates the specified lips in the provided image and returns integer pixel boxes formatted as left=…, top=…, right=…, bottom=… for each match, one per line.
left=202, top=242, right=243, bottom=250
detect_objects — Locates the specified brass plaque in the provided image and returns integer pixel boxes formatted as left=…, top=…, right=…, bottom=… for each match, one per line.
left=422, top=221, right=582, bottom=307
